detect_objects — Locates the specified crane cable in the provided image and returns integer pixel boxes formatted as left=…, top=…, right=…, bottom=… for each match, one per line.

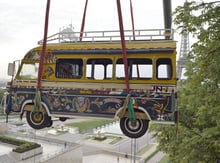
left=34, top=0, right=50, bottom=113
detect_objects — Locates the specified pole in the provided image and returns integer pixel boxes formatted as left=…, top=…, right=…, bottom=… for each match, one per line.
left=133, top=138, right=136, bottom=163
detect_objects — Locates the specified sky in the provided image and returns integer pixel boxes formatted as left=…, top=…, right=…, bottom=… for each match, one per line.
left=0, top=0, right=187, bottom=79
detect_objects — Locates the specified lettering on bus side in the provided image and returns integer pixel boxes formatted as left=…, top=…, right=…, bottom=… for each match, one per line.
left=151, top=86, right=165, bottom=92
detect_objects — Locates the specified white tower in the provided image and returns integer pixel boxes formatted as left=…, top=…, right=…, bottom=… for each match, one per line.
left=177, top=0, right=190, bottom=80
left=177, top=30, right=190, bottom=79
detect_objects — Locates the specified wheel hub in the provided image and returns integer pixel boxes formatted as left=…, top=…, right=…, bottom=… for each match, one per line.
left=128, top=120, right=139, bottom=129
left=31, top=112, right=43, bottom=123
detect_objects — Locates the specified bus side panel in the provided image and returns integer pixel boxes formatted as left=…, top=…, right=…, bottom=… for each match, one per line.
left=136, top=94, right=174, bottom=121
left=46, top=93, right=125, bottom=118
left=45, top=89, right=175, bottom=121
left=8, top=88, right=36, bottom=113
left=8, top=88, right=176, bottom=122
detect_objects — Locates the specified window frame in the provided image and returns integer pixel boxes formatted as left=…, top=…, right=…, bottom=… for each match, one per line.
left=55, top=58, right=83, bottom=79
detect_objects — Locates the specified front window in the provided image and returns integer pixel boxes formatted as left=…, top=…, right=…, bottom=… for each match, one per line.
left=18, top=63, right=39, bottom=79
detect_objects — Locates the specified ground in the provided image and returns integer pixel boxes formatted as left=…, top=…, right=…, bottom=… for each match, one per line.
left=0, top=116, right=165, bottom=163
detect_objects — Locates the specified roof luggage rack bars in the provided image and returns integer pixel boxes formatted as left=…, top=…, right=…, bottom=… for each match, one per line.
left=38, top=28, right=174, bottom=44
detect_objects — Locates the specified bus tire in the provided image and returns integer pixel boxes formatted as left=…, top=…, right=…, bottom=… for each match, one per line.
left=59, top=117, right=67, bottom=122
left=47, top=119, right=53, bottom=127
left=120, top=117, right=149, bottom=138
left=26, top=111, right=51, bottom=129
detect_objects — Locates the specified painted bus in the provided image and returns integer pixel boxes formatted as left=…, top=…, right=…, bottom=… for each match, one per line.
left=4, top=29, right=177, bottom=138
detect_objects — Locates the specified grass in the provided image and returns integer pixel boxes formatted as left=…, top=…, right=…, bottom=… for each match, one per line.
left=158, top=155, right=170, bottom=163
left=137, top=144, right=154, bottom=156
left=109, top=136, right=123, bottom=145
left=144, top=149, right=160, bottom=162
left=65, top=119, right=115, bottom=132
left=0, top=114, right=19, bottom=119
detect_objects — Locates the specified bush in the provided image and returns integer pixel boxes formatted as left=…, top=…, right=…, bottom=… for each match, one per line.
left=0, top=136, right=24, bottom=146
left=13, top=143, right=41, bottom=153
left=0, top=89, right=5, bottom=100
left=0, top=135, right=41, bottom=153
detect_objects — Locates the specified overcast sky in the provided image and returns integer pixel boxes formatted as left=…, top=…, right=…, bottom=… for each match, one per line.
left=0, top=0, right=187, bottom=79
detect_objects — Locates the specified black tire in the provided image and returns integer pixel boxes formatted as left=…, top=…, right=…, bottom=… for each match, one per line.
left=26, top=111, right=51, bottom=129
left=46, top=119, right=53, bottom=128
left=59, top=117, right=67, bottom=122
left=120, top=117, right=149, bottom=138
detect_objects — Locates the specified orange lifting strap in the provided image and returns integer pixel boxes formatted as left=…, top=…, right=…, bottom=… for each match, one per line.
left=80, top=0, right=88, bottom=41
left=37, top=0, right=50, bottom=89
left=79, top=0, right=134, bottom=93
left=130, top=0, right=135, bottom=40
left=35, top=0, right=50, bottom=113
left=116, top=0, right=130, bottom=93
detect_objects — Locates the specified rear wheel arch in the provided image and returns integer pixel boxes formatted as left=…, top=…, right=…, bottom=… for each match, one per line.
left=135, top=106, right=152, bottom=121
left=115, top=106, right=151, bottom=121
left=21, top=99, right=51, bottom=116
left=23, top=100, right=52, bottom=130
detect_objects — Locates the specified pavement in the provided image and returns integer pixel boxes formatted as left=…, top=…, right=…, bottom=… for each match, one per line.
left=0, top=116, right=165, bottom=163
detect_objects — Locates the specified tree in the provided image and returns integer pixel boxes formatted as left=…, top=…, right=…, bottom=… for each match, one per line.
left=150, top=1, right=220, bottom=162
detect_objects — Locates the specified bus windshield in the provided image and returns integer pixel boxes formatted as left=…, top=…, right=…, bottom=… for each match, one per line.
left=18, top=63, right=39, bottom=79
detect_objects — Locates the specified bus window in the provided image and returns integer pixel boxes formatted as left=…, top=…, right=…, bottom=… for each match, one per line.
left=130, top=59, right=152, bottom=79
left=56, top=59, right=82, bottom=78
left=157, top=58, right=172, bottom=79
left=116, top=59, right=125, bottom=79
left=86, top=59, right=112, bottom=80
left=116, top=58, right=152, bottom=79
left=19, top=63, right=39, bottom=79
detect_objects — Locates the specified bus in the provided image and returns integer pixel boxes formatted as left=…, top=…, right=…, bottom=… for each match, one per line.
left=4, top=29, right=177, bottom=138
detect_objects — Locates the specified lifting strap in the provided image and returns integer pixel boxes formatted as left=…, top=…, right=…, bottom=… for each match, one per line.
left=130, top=0, right=135, bottom=40
left=37, top=0, right=50, bottom=89
left=116, top=0, right=136, bottom=122
left=128, top=97, right=136, bottom=123
left=129, top=0, right=140, bottom=78
left=35, top=0, right=51, bottom=113
left=116, top=0, right=130, bottom=93
left=80, top=0, right=88, bottom=41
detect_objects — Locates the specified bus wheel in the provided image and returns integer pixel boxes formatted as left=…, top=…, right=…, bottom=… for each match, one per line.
left=26, top=111, right=51, bottom=129
left=59, top=117, right=67, bottom=122
left=47, top=119, right=53, bottom=128
left=120, top=117, right=149, bottom=138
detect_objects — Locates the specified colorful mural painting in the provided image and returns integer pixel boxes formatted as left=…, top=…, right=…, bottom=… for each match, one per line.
left=10, top=87, right=174, bottom=121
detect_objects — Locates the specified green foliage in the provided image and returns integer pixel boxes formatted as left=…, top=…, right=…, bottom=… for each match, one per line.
left=0, top=135, right=24, bottom=146
left=151, top=1, right=220, bottom=162
left=0, top=89, right=5, bottom=102
left=93, top=136, right=106, bottom=141
left=0, top=135, right=41, bottom=153
left=13, top=142, right=41, bottom=153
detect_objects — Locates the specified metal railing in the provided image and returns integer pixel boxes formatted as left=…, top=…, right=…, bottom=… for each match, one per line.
left=38, top=29, right=174, bottom=44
